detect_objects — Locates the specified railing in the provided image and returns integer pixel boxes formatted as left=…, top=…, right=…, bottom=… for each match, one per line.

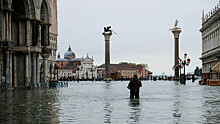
left=0, top=81, right=68, bottom=91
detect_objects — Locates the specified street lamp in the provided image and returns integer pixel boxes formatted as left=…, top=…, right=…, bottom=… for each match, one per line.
left=178, top=53, right=191, bottom=84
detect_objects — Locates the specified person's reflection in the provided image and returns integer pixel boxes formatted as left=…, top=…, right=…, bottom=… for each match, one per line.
left=128, top=98, right=142, bottom=123
left=104, top=103, right=112, bottom=123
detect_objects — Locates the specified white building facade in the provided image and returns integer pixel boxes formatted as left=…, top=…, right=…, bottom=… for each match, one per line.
left=76, top=55, right=97, bottom=80
left=200, top=3, right=220, bottom=80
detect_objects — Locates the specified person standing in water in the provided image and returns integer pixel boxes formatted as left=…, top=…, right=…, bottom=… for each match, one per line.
left=127, top=74, right=142, bottom=98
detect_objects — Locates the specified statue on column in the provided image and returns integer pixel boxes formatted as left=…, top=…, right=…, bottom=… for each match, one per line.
left=104, top=26, right=112, bottom=33
left=174, top=19, right=179, bottom=28
left=104, top=26, right=117, bottom=34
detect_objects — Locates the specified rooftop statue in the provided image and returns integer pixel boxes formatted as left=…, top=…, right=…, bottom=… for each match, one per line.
left=174, top=19, right=179, bottom=28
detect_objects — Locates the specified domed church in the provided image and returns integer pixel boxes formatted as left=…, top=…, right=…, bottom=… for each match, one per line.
left=64, top=46, right=76, bottom=59
left=57, top=46, right=97, bottom=80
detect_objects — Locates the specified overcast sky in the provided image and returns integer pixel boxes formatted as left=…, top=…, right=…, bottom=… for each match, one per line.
left=57, top=0, right=219, bottom=75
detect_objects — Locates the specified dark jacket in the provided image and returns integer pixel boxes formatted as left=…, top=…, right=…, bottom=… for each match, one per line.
left=128, top=78, right=142, bottom=93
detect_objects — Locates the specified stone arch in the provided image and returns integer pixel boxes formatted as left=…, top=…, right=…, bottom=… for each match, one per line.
left=29, top=0, right=36, bottom=18
left=40, top=0, right=51, bottom=23
left=11, top=0, right=31, bottom=18
left=2, top=0, right=10, bottom=9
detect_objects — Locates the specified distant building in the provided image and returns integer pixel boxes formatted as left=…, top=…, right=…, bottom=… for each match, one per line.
left=76, top=56, right=97, bottom=80
left=57, top=46, right=96, bottom=80
left=200, top=3, right=220, bottom=84
left=97, top=63, right=152, bottom=80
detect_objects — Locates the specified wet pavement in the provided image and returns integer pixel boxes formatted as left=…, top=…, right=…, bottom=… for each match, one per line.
left=0, top=80, right=220, bottom=123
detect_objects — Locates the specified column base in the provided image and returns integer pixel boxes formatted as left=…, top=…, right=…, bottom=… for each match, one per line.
left=104, top=78, right=112, bottom=81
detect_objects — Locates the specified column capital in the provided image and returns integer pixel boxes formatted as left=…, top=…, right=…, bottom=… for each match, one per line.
left=102, top=32, right=112, bottom=41
left=41, top=53, right=50, bottom=59
left=32, top=52, right=37, bottom=56
left=171, top=28, right=182, bottom=39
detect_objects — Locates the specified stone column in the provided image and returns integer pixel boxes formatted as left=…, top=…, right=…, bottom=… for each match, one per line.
left=13, top=54, right=17, bottom=87
left=19, top=21, right=22, bottom=46
left=32, top=53, right=37, bottom=84
left=26, top=20, right=30, bottom=46
left=0, top=49, right=2, bottom=84
left=36, top=53, right=40, bottom=83
left=5, top=11, right=8, bottom=41
left=102, top=32, right=112, bottom=81
left=38, top=24, right=41, bottom=46
left=41, top=54, right=50, bottom=83
left=6, top=51, right=10, bottom=86
left=10, top=53, right=12, bottom=86
left=43, top=57, right=48, bottom=83
left=25, top=53, right=30, bottom=85
left=171, top=28, right=181, bottom=80
left=8, top=11, right=12, bottom=41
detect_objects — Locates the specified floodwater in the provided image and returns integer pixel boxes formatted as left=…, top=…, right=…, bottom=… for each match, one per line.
left=0, top=80, right=220, bottom=124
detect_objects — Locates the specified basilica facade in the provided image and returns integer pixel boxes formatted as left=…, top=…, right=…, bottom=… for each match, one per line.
left=0, top=0, right=58, bottom=87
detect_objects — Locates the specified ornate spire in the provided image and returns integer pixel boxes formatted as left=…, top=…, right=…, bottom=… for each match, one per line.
left=68, top=45, right=71, bottom=51
left=58, top=52, right=61, bottom=59
left=202, top=10, right=205, bottom=23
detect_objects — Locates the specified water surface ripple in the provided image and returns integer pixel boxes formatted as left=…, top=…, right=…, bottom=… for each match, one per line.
left=0, top=80, right=220, bottom=124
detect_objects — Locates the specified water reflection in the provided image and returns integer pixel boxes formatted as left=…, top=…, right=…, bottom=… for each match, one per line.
left=201, top=87, right=220, bottom=123
left=172, top=82, right=182, bottom=123
left=2, top=81, right=220, bottom=123
left=0, top=89, right=60, bottom=124
left=104, top=103, right=112, bottom=123
left=103, top=82, right=112, bottom=123
left=128, top=98, right=142, bottom=123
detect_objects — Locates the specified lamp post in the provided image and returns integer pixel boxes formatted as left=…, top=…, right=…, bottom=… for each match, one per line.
left=178, top=53, right=191, bottom=85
